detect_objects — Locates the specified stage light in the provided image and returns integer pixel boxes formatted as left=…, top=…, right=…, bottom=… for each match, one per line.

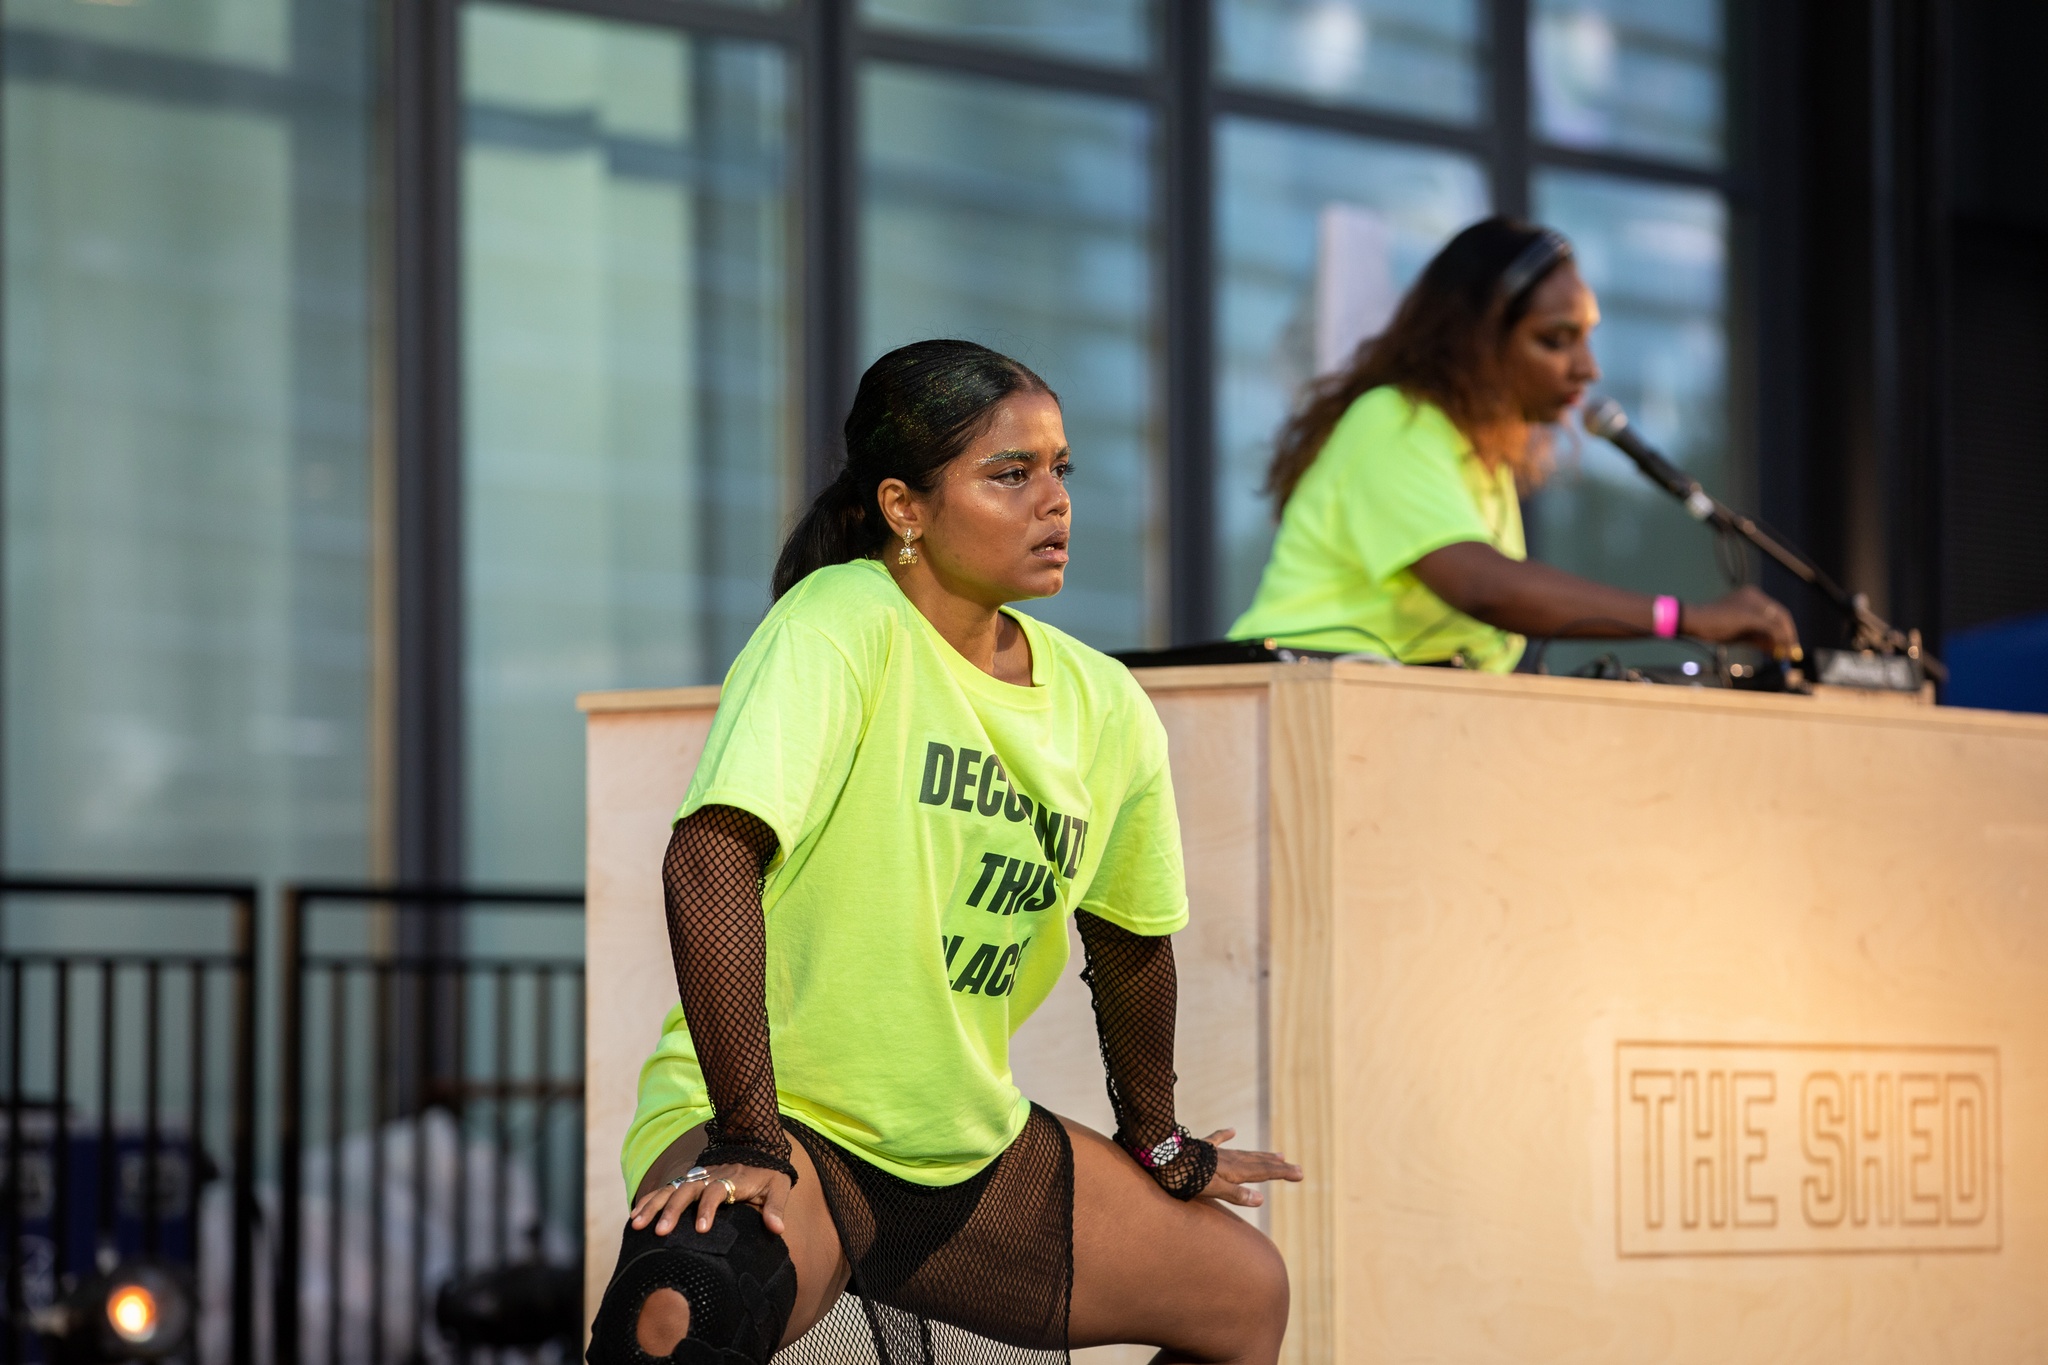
left=34, top=1262, right=192, bottom=1364
left=107, top=1286, right=154, bottom=1342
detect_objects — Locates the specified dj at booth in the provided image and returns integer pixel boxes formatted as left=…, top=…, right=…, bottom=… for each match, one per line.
left=1229, top=216, right=1800, bottom=672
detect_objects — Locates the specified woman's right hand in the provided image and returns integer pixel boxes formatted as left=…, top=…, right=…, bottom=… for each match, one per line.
left=631, top=1163, right=796, bottom=1237
left=1682, top=585, right=1801, bottom=659
left=1194, top=1128, right=1304, bottom=1209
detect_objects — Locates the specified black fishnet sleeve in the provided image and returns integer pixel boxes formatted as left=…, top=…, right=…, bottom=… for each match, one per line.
left=1074, top=910, right=1218, bottom=1200
left=662, top=804, right=798, bottom=1185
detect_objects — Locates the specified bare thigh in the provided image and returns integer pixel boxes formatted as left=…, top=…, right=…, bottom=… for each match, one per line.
left=631, top=1125, right=853, bottom=1346
left=1064, top=1119, right=1289, bottom=1364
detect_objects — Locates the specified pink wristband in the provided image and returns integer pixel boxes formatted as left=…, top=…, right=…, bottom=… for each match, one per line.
left=1652, top=595, right=1681, bottom=639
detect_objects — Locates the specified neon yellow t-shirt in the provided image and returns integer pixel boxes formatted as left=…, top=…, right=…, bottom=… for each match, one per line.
left=1228, top=385, right=1527, bottom=671
left=621, top=558, right=1188, bottom=1194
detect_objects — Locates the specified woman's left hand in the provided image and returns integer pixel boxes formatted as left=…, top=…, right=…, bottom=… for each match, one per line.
left=631, top=1162, right=795, bottom=1237
left=1195, top=1128, right=1304, bottom=1208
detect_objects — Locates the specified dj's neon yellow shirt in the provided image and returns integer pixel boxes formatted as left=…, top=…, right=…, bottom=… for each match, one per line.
left=1229, top=385, right=1527, bottom=671
left=622, top=559, right=1188, bottom=1194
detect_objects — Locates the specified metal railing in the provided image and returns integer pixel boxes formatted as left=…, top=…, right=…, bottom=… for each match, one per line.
left=276, top=885, right=584, bottom=1365
left=0, top=877, right=260, bottom=1365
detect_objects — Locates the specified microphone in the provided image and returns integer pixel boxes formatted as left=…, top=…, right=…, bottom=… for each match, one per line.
left=1581, top=396, right=1948, bottom=684
left=1581, top=398, right=1720, bottom=525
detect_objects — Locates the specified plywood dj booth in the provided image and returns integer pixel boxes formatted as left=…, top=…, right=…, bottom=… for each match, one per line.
left=582, top=664, right=2048, bottom=1362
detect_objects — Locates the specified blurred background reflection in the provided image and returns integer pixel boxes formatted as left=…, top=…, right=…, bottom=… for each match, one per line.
left=10, top=0, right=2040, bottom=885
left=862, top=64, right=1158, bottom=649
left=1531, top=0, right=1723, bottom=167
left=1531, top=171, right=1729, bottom=607
left=460, top=4, right=792, bottom=884
left=862, top=0, right=1152, bottom=67
left=1217, top=0, right=1485, bottom=123
left=3, top=0, right=377, bottom=881
left=1213, top=124, right=1487, bottom=629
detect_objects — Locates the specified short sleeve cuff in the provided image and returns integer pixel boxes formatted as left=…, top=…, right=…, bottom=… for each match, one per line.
left=1075, top=897, right=1189, bottom=938
left=677, top=789, right=800, bottom=876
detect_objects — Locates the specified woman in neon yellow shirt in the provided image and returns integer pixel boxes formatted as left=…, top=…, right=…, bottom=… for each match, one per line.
left=1231, top=216, right=1798, bottom=669
left=587, top=340, right=1300, bottom=1365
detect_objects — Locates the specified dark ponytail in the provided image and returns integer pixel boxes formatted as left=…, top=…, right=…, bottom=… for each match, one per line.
left=772, top=339, right=1057, bottom=598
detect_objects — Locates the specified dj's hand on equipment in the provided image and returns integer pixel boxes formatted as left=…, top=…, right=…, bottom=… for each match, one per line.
left=631, top=1162, right=796, bottom=1237
left=1679, top=585, right=1801, bottom=659
left=1196, top=1128, right=1304, bottom=1209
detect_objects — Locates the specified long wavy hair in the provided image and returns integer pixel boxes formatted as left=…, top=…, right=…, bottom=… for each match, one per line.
left=772, top=340, right=1058, bottom=599
left=1264, top=215, right=1572, bottom=509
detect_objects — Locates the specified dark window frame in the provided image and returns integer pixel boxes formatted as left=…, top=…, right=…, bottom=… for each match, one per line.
left=396, top=0, right=1751, bottom=878
left=0, top=0, right=1751, bottom=883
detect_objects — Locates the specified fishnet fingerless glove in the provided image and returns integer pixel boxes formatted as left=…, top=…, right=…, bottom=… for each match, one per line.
left=662, top=804, right=798, bottom=1184
left=1075, top=910, right=1218, bottom=1200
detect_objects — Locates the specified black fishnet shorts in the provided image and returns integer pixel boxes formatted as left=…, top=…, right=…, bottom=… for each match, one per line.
left=774, top=1104, right=1073, bottom=1365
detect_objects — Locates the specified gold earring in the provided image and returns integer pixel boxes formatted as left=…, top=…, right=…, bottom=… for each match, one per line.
left=897, top=527, right=920, bottom=566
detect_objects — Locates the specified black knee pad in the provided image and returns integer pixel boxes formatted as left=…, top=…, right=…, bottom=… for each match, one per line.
left=587, top=1204, right=797, bottom=1365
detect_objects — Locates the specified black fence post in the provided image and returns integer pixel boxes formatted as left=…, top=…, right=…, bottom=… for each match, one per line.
left=276, top=884, right=305, bottom=1365
left=230, top=887, right=258, bottom=1365
left=143, top=962, right=161, bottom=1257
left=0, top=878, right=261, bottom=1365
left=0, top=877, right=583, bottom=1363
left=51, top=963, right=68, bottom=1301
left=279, top=883, right=584, bottom=1364
left=5, top=959, right=20, bottom=1365
left=96, top=959, right=114, bottom=1267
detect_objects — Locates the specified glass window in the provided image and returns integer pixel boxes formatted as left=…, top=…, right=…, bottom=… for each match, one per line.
left=862, top=64, right=1158, bottom=649
left=861, top=0, right=1150, bottom=68
left=1213, top=119, right=1487, bottom=632
left=1, top=0, right=295, bottom=69
left=462, top=4, right=794, bottom=884
left=1215, top=0, right=1485, bottom=124
left=1532, top=170, right=1730, bottom=607
left=4, top=0, right=377, bottom=879
left=1532, top=0, right=1723, bottom=168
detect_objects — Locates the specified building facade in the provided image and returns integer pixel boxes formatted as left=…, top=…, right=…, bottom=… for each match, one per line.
left=2, top=0, right=2039, bottom=891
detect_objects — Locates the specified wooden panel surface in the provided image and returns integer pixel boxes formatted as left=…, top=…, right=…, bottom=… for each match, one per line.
left=1264, top=672, right=1337, bottom=1365
left=585, top=669, right=2048, bottom=1361
left=1009, top=683, right=1271, bottom=1365
left=581, top=705, right=716, bottom=1328
left=1313, top=668, right=2048, bottom=1362
left=1009, top=684, right=1270, bottom=1148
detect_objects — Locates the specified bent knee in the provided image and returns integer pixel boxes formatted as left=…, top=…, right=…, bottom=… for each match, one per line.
left=592, top=1205, right=798, bottom=1365
left=1196, top=1219, right=1286, bottom=1358
left=1238, top=1227, right=1289, bottom=1328
left=637, top=1288, right=691, bottom=1355
left=1169, top=1225, right=1289, bottom=1362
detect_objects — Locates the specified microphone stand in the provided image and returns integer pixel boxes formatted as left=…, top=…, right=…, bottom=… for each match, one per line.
left=1583, top=399, right=1946, bottom=685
